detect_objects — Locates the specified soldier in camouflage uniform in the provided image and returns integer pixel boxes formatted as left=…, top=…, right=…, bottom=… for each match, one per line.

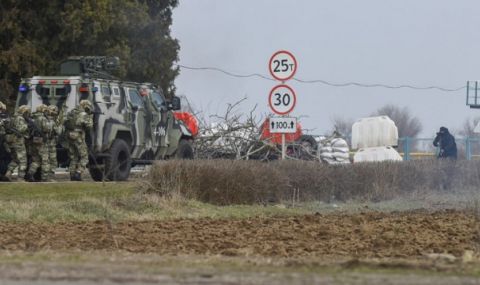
left=4, top=105, right=30, bottom=182
left=0, top=102, right=9, bottom=181
left=0, top=101, right=7, bottom=136
left=45, top=105, right=63, bottom=180
left=27, top=104, right=53, bottom=182
left=0, top=102, right=8, bottom=170
left=65, top=100, right=93, bottom=181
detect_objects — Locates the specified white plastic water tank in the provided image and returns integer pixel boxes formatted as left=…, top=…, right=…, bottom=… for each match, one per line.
left=353, top=146, right=403, bottom=163
left=351, top=116, right=399, bottom=149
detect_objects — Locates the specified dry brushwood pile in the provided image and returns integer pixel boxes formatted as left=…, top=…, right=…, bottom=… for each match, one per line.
left=143, top=159, right=479, bottom=205
left=194, top=98, right=317, bottom=161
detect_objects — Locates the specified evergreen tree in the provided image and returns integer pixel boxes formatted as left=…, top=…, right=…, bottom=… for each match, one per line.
left=0, top=0, right=179, bottom=107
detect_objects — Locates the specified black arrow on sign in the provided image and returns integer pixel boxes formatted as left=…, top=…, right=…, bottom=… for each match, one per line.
left=290, top=121, right=295, bottom=128
left=271, top=121, right=275, bottom=129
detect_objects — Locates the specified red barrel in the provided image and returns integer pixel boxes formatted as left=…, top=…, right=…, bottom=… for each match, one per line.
left=173, top=112, right=199, bottom=137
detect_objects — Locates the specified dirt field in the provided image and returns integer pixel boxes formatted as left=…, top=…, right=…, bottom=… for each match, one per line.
left=0, top=210, right=477, bottom=258
left=0, top=209, right=479, bottom=284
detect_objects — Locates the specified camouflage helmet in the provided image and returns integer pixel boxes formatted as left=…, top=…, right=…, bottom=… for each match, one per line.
left=36, top=104, right=48, bottom=113
left=17, top=105, right=31, bottom=115
left=47, top=105, right=58, bottom=115
left=0, top=101, right=6, bottom=111
left=79, top=100, right=92, bottom=111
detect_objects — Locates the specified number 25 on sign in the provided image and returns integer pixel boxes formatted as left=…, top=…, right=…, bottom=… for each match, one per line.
left=268, top=84, right=296, bottom=115
left=269, top=50, right=297, bottom=81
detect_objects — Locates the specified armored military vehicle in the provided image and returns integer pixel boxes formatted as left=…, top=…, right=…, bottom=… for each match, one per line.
left=12, top=56, right=195, bottom=181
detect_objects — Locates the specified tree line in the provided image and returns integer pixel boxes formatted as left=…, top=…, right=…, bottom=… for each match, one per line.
left=0, top=0, right=179, bottom=107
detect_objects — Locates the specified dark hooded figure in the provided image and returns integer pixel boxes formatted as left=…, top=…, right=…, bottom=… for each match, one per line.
left=433, top=127, right=457, bottom=159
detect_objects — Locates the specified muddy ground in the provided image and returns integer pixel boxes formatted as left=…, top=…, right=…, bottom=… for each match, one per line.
left=0, top=210, right=477, bottom=258
left=0, top=210, right=479, bottom=284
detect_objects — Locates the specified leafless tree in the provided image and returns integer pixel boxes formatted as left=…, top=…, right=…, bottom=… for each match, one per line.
left=459, top=116, right=480, bottom=137
left=368, top=104, right=423, bottom=152
left=372, top=104, right=423, bottom=139
left=330, top=116, right=354, bottom=144
left=194, top=98, right=271, bottom=160
left=457, top=116, right=480, bottom=158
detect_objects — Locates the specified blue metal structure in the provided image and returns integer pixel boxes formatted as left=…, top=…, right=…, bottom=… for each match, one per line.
left=399, top=137, right=479, bottom=161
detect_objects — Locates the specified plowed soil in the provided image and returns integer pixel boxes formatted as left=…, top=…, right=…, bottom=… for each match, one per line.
left=0, top=210, right=477, bottom=258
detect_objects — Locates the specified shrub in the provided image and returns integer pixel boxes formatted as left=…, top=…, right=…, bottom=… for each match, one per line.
left=142, top=159, right=478, bottom=205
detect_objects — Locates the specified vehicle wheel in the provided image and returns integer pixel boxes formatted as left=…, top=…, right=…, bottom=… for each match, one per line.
left=88, top=166, right=104, bottom=182
left=175, top=139, right=194, bottom=159
left=33, top=168, right=42, bottom=182
left=104, top=139, right=131, bottom=181
left=0, top=160, right=10, bottom=177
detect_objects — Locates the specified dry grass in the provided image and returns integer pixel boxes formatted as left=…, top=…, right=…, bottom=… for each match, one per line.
left=142, top=159, right=480, bottom=205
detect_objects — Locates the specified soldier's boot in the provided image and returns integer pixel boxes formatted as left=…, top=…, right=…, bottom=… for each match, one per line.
left=74, top=172, right=82, bottom=181
left=42, top=174, right=55, bottom=183
left=24, top=172, right=35, bottom=182
left=45, top=176, right=56, bottom=183
left=17, top=172, right=27, bottom=182
left=4, top=170, right=13, bottom=182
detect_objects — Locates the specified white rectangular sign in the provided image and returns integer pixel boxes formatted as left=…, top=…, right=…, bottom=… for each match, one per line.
left=269, top=117, right=297, bottom=133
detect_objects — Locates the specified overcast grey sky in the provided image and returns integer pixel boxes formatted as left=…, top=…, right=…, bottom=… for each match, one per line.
left=172, top=0, right=480, bottom=137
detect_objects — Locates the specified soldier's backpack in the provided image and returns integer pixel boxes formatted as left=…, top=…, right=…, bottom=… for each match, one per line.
left=64, top=108, right=83, bottom=140
left=4, top=115, right=17, bottom=143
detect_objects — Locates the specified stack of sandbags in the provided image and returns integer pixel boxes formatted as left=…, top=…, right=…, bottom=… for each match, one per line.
left=318, top=137, right=350, bottom=164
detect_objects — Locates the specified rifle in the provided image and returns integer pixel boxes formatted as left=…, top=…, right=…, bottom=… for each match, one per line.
left=0, top=113, right=24, bottom=138
left=57, top=104, right=66, bottom=127
left=26, top=117, right=46, bottom=142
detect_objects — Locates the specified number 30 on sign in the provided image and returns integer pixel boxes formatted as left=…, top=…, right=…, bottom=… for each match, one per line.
left=268, top=84, right=296, bottom=115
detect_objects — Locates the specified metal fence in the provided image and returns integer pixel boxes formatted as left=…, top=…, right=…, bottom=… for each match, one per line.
left=399, top=137, right=480, bottom=161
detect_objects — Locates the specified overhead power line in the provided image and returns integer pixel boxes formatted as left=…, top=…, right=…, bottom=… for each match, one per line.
left=176, top=64, right=466, bottom=92
left=177, top=64, right=275, bottom=81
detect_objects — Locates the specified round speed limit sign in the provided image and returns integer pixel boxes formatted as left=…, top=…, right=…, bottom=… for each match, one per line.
left=269, top=84, right=296, bottom=115
left=269, top=50, right=297, bottom=81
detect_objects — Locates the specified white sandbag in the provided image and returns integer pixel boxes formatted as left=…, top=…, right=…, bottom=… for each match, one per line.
left=332, top=147, right=349, bottom=153
left=322, top=157, right=337, bottom=164
left=332, top=151, right=350, bottom=160
left=331, top=138, right=348, bottom=148
left=320, top=152, right=334, bottom=159
left=319, top=146, right=333, bottom=153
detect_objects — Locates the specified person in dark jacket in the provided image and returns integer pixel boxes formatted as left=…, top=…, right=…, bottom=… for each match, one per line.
left=433, top=127, right=457, bottom=159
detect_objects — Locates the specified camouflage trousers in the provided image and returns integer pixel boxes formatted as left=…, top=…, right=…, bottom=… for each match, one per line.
left=4, top=138, right=28, bottom=178
left=47, top=139, right=57, bottom=176
left=28, top=142, right=50, bottom=180
left=67, top=135, right=88, bottom=176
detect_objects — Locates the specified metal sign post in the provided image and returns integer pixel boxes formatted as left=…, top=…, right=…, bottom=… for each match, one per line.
left=268, top=50, right=298, bottom=160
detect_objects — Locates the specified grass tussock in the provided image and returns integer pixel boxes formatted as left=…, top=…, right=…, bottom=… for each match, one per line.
left=142, top=159, right=480, bottom=205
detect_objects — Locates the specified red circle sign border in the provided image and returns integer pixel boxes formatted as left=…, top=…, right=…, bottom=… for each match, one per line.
left=268, top=84, right=297, bottom=115
left=268, top=50, right=298, bottom=82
